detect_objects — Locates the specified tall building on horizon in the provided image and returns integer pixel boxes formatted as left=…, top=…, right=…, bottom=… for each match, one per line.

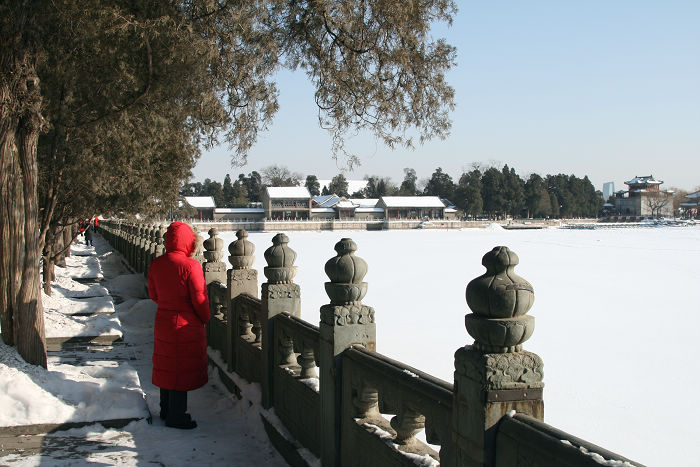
left=603, top=182, right=615, bottom=201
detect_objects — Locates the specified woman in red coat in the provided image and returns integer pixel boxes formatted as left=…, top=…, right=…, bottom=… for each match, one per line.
left=147, top=222, right=210, bottom=429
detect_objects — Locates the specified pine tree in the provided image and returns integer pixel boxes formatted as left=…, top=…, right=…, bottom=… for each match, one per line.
left=328, top=174, right=350, bottom=197
left=399, top=168, right=418, bottom=195
left=455, top=170, right=483, bottom=217
left=423, top=167, right=455, bottom=200
left=305, top=175, right=321, bottom=196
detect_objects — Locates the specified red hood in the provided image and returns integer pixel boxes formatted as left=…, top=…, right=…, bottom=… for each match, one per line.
left=165, top=222, right=195, bottom=256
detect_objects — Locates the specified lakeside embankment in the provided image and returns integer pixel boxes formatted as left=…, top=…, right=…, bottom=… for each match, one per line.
left=188, top=218, right=592, bottom=232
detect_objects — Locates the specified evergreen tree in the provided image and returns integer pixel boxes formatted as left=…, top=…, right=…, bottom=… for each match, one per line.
left=501, top=165, right=525, bottom=218
left=398, top=168, right=418, bottom=195
left=239, top=172, right=262, bottom=202
left=305, top=175, right=321, bottom=196
left=550, top=193, right=561, bottom=218
left=481, top=167, right=505, bottom=219
left=223, top=174, right=235, bottom=207
left=455, top=169, right=483, bottom=217
left=524, top=174, right=551, bottom=218
left=231, top=179, right=249, bottom=207
left=423, top=167, right=455, bottom=200
left=328, top=174, right=350, bottom=197
left=200, top=179, right=224, bottom=207
left=363, top=176, right=396, bottom=198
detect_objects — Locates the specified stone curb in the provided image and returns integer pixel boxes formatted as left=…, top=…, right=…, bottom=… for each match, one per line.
left=46, top=335, right=123, bottom=352
left=0, top=418, right=142, bottom=437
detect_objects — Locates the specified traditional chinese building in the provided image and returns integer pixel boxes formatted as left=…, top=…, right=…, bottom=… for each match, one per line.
left=614, top=175, right=673, bottom=218
left=184, top=196, right=216, bottom=220
left=261, top=186, right=312, bottom=220
left=680, top=190, right=700, bottom=218
left=377, top=196, right=448, bottom=219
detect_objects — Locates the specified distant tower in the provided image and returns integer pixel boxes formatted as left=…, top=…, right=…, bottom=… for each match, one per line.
left=603, top=182, right=615, bottom=201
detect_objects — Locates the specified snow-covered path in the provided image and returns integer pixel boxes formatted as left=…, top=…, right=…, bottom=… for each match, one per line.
left=0, top=235, right=289, bottom=466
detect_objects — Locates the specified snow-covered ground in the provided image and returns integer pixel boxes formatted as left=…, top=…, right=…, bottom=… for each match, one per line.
left=215, top=224, right=700, bottom=467
left=0, top=237, right=288, bottom=466
left=1, top=225, right=697, bottom=466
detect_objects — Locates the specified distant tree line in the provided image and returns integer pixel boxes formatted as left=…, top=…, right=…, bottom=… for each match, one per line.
left=186, top=164, right=603, bottom=218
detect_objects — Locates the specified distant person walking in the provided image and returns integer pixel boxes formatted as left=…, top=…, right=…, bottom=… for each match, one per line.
left=147, top=222, right=210, bottom=429
left=84, top=223, right=94, bottom=246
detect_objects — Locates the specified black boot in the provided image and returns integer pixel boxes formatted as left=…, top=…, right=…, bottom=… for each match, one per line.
left=159, top=388, right=169, bottom=421
left=165, top=390, right=197, bottom=429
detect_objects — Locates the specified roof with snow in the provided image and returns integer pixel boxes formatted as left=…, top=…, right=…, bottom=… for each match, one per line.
left=625, top=175, right=662, bottom=186
left=184, top=196, right=216, bottom=208
left=685, top=190, right=700, bottom=200
left=336, top=200, right=357, bottom=209
left=379, top=196, right=445, bottom=208
left=348, top=198, right=379, bottom=208
left=312, top=194, right=342, bottom=207
left=265, top=186, right=311, bottom=198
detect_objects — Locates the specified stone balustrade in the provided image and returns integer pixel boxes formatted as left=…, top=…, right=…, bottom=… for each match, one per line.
left=99, top=219, right=644, bottom=467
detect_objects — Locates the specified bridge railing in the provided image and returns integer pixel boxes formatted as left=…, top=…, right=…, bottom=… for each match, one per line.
left=99, top=219, right=644, bottom=467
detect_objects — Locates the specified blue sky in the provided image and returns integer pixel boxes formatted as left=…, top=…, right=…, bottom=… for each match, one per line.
left=192, top=1, right=700, bottom=192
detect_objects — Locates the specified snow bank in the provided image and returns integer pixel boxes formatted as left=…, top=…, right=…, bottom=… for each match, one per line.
left=0, top=339, right=147, bottom=427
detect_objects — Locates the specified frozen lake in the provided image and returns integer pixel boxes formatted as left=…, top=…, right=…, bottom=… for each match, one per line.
left=217, top=225, right=700, bottom=467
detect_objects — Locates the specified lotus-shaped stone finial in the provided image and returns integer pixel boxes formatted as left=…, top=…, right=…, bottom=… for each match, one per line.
left=465, top=246, right=535, bottom=353
left=228, top=229, right=255, bottom=269
left=324, top=238, right=368, bottom=305
left=264, top=233, right=297, bottom=283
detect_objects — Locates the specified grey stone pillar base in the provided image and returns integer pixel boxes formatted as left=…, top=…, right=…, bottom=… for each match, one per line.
left=204, top=261, right=226, bottom=286
left=319, top=304, right=376, bottom=467
left=261, top=283, right=301, bottom=409
left=227, top=269, right=258, bottom=299
left=453, top=346, right=544, bottom=467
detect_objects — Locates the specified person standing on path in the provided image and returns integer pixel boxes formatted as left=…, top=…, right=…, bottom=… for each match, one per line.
left=147, top=222, right=210, bottom=429
left=84, top=222, right=95, bottom=246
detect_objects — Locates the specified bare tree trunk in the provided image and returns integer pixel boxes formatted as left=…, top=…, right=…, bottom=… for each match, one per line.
left=42, top=257, right=54, bottom=296
left=0, top=122, right=18, bottom=346
left=14, top=68, right=47, bottom=367
left=16, top=120, right=47, bottom=366
left=62, top=225, right=72, bottom=260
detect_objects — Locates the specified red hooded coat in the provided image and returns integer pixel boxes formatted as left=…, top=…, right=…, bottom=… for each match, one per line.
left=148, top=222, right=210, bottom=391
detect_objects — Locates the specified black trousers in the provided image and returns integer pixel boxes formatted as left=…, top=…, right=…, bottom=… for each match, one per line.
left=160, top=388, right=188, bottom=420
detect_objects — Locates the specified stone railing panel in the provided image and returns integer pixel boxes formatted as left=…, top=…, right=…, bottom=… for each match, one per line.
left=494, top=414, right=644, bottom=467
left=232, top=294, right=263, bottom=384
left=341, top=346, right=453, bottom=466
left=271, top=312, right=322, bottom=456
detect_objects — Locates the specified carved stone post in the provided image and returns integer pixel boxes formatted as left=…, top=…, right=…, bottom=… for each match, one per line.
left=453, top=246, right=544, bottom=467
left=131, top=223, right=139, bottom=265
left=228, top=230, right=258, bottom=372
left=261, top=233, right=301, bottom=409
left=227, top=230, right=258, bottom=298
left=144, top=223, right=156, bottom=276
left=155, top=224, right=166, bottom=258
left=136, top=223, right=146, bottom=273
left=319, top=238, right=376, bottom=467
left=203, top=227, right=226, bottom=286
left=192, top=226, right=205, bottom=266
